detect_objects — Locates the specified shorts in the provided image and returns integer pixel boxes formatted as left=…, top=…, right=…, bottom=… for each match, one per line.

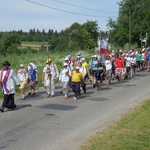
left=136, top=61, right=141, bottom=68
left=132, top=64, right=136, bottom=70
left=91, top=70, right=96, bottom=76
left=19, top=81, right=26, bottom=89
left=115, top=68, right=123, bottom=76
left=126, top=66, right=130, bottom=73
left=106, top=69, right=112, bottom=77
left=146, top=59, right=150, bottom=66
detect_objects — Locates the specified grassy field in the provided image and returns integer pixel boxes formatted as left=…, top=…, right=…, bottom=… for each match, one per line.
left=19, top=41, right=45, bottom=50
left=80, top=100, right=150, bottom=150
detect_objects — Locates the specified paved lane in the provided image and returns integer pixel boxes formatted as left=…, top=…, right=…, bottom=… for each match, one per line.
left=0, top=71, right=150, bottom=150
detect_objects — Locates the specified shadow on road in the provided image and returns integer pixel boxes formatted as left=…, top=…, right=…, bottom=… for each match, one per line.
left=39, top=104, right=77, bottom=110
left=89, top=97, right=109, bottom=101
left=16, top=104, right=32, bottom=110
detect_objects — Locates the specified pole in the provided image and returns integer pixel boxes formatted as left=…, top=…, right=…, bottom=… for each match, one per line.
left=145, top=32, right=148, bottom=48
left=129, top=8, right=131, bottom=51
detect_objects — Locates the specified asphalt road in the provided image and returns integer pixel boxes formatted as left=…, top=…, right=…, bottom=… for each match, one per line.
left=0, top=71, right=150, bottom=150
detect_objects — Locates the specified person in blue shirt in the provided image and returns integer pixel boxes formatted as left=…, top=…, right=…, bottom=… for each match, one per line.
left=27, top=63, right=38, bottom=95
left=145, top=48, right=150, bottom=72
left=89, top=55, right=98, bottom=88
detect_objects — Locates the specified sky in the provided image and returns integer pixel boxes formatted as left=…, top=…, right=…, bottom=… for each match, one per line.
left=0, top=0, right=121, bottom=32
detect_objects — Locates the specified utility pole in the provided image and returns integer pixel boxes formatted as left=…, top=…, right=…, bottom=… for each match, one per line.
left=128, top=8, right=131, bottom=51
left=145, top=32, right=148, bottom=48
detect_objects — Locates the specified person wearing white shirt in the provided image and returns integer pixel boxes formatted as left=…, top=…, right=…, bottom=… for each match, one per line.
left=78, top=62, right=87, bottom=94
left=17, top=64, right=28, bottom=99
left=42, top=58, right=59, bottom=98
left=0, top=61, right=20, bottom=113
left=131, top=55, right=136, bottom=76
left=105, top=55, right=112, bottom=85
left=59, top=63, right=71, bottom=99
left=125, top=54, right=132, bottom=78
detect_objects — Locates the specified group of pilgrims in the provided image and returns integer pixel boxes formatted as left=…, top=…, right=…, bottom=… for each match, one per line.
left=0, top=47, right=150, bottom=112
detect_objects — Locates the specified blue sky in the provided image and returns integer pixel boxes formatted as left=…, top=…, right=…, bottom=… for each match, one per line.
left=0, top=0, right=121, bottom=32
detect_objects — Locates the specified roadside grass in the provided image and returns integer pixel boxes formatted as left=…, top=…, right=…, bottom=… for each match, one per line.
left=80, top=100, right=150, bottom=150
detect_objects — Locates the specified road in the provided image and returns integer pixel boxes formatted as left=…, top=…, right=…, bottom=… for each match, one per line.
left=0, top=71, right=150, bottom=150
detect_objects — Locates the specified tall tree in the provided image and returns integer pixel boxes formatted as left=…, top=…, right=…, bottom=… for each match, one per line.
left=0, top=33, right=21, bottom=56
left=107, top=0, right=150, bottom=48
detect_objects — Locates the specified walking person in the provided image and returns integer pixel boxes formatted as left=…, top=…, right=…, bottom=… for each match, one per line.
left=89, top=55, right=98, bottom=88
left=71, top=66, right=83, bottom=100
left=95, top=58, right=105, bottom=91
left=105, top=55, right=112, bottom=85
left=0, top=61, right=20, bottom=113
left=145, top=48, right=150, bottom=72
left=59, top=62, right=71, bottom=99
left=42, top=58, right=59, bottom=98
left=115, top=54, right=124, bottom=82
left=125, top=53, right=132, bottom=78
left=17, top=64, right=28, bottom=99
left=42, top=59, right=52, bottom=98
left=78, top=62, right=87, bottom=94
left=136, top=50, right=142, bottom=72
left=131, top=54, right=137, bottom=76
left=27, top=63, right=38, bottom=95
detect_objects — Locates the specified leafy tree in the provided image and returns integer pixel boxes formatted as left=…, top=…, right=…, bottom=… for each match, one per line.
left=0, top=33, right=21, bottom=56
left=107, top=0, right=150, bottom=48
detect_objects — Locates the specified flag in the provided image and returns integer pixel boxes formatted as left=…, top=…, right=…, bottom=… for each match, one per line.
left=100, top=40, right=110, bottom=54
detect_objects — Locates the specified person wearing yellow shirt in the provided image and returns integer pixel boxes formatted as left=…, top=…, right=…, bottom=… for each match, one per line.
left=71, top=66, right=83, bottom=100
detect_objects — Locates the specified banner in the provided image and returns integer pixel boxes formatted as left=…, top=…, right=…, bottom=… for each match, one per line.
left=100, top=40, right=110, bottom=54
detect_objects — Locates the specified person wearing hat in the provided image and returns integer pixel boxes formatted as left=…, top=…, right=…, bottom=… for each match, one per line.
left=64, top=57, right=74, bottom=92
left=71, top=66, right=83, bottom=100
left=125, top=53, right=132, bottom=78
left=59, top=62, right=71, bottom=99
left=77, top=62, right=87, bottom=94
left=74, top=55, right=81, bottom=67
left=42, top=58, right=59, bottom=98
left=17, top=64, right=28, bottom=99
left=27, top=63, right=38, bottom=96
left=64, top=57, right=74, bottom=71
left=89, top=55, right=98, bottom=88
left=0, top=61, right=20, bottom=112
left=67, top=55, right=75, bottom=67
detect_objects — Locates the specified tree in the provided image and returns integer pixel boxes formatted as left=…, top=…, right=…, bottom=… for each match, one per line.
left=0, top=33, right=21, bottom=56
left=107, top=0, right=150, bottom=48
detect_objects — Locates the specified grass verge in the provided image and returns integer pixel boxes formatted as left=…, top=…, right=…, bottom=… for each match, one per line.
left=80, top=100, right=150, bottom=150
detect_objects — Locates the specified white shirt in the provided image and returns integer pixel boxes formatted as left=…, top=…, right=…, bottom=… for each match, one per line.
left=105, top=60, right=112, bottom=70
left=17, top=68, right=28, bottom=82
left=79, top=66, right=87, bottom=77
left=0, top=69, right=19, bottom=94
left=59, top=67, right=70, bottom=82
left=49, top=63, right=59, bottom=79
left=43, top=65, right=52, bottom=80
left=126, top=57, right=131, bottom=67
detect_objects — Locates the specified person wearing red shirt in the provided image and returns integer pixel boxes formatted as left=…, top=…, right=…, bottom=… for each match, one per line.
left=115, top=54, right=124, bottom=82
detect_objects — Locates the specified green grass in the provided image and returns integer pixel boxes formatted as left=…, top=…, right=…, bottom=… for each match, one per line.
left=80, top=100, right=150, bottom=150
